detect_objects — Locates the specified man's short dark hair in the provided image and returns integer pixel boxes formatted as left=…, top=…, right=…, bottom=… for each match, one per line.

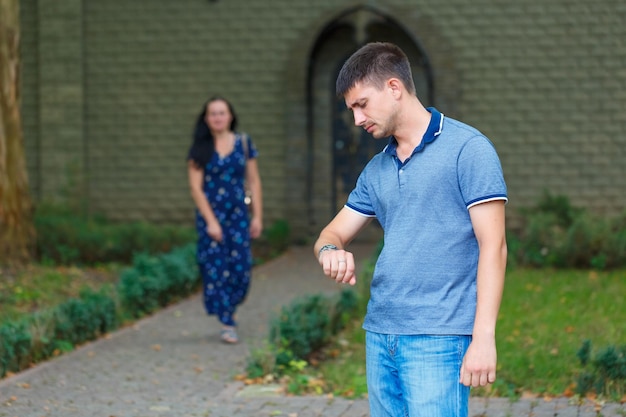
left=336, top=42, right=416, bottom=96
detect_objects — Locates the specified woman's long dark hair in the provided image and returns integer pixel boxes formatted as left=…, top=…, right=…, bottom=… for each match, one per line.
left=187, top=96, right=239, bottom=168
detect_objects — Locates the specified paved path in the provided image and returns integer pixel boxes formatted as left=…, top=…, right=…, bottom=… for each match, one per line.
left=1, top=243, right=624, bottom=417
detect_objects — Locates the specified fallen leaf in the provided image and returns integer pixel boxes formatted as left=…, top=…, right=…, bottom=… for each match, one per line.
left=563, top=386, right=575, bottom=397
left=328, top=349, right=341, bottom=358
left=151, top=344, right=161, bottom=351
left=521, top=391, right=538, bottom=399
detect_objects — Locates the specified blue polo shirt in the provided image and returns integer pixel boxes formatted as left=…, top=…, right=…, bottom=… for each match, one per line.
left=346, top=108, right=507, bottom=335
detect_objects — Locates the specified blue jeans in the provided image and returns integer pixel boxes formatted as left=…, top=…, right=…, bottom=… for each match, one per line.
left=365, top=332, right=471, bottom=417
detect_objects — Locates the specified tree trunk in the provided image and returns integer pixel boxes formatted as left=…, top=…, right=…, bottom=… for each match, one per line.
left=0, top=0, right=35, bottom=266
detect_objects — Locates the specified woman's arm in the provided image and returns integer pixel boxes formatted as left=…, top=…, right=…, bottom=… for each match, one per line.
left=187, top=160, right=223, bottom=242
left=245, top=158, right=263, bottom=239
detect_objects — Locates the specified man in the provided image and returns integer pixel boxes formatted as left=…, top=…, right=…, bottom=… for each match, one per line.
left=314, top=42, right=507, bottom=417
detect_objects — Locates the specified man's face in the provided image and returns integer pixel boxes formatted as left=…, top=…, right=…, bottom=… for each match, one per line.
left=344, top=81, right=398, bottom=139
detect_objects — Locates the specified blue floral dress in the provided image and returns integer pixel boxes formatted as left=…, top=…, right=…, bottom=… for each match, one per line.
left=195, top=133, right=257, bottom=327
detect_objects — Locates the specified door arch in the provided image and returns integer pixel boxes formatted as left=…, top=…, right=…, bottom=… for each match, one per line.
left=307, top=6, right=434, bottom=240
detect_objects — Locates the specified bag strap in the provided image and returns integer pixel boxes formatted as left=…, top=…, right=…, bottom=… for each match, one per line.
left=240, top=133, right=249, bottom=160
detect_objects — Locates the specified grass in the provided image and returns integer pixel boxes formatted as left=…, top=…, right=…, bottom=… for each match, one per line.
left=314, top=267, right=626, bottom=399
left=0, top=264, right=122, bottom=326
left=491, top=268, right=625, bottom=398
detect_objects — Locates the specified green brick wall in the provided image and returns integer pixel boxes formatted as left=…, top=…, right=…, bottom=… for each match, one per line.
left=19, top=0, right=626, bottom=240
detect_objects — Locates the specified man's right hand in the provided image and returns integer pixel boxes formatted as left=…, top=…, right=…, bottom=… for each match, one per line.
left=318, top=249, right=357, bottom=286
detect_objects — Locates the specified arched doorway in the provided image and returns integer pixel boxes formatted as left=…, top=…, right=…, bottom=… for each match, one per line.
left=307, top=6, right=434, bottom=241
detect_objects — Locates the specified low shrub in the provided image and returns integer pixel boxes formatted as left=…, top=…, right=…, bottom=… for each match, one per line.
left=509, top=192, right=626, bottom=269
left=270, top=294, right=333, bottom=361
left=0, top=321, right=32, bottom=376
left=247, top=289, right=359, bottom=379
left=53, top=289, right=118, bottom=346
left=34, top=202, right=195, bottom=265
left=117, top=244, right=198, bottom=318
left=576, top=339, right=626, bottom=399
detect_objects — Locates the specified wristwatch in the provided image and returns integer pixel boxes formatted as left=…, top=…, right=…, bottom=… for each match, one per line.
left=318, top=244, right=338, bottom=258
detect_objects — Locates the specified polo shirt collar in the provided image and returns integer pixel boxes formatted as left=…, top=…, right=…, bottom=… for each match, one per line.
left=383, top=107, right=444, bottom=156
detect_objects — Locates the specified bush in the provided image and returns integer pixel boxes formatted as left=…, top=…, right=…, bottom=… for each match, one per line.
left=510, top=192, right=626, bottom=269
left=34, top=202, right=195, bottom=265
left=117, top=244, right=199, bottom=318
left=270, top=294, right=332, bottom=360
left=53, top=289, right=118, bottom=346
left=0, top=321, right=32, bottom=376
left=247, top=288, right=359, bottom=378
left=576, top=340, right=626, bottom=399
left=602, top=212, right=626, bottom=269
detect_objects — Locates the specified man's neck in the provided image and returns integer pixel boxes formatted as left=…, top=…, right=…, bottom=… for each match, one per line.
left=393, top=99, right=431, bottom=152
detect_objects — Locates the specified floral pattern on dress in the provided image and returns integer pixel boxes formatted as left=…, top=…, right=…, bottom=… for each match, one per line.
left=195, top=134, right=257, bottom=326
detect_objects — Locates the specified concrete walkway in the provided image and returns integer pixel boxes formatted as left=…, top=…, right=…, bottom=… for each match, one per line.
left=1, top=243, right=623, bottom=417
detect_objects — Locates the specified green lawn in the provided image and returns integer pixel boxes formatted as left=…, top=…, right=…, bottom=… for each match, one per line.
left=0, top=264, right=121, bottom=326
left=316, top=268, right=626, bottom=399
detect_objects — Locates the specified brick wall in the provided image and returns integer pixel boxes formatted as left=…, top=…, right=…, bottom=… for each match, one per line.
left=19, top=0, right=626, bottom=241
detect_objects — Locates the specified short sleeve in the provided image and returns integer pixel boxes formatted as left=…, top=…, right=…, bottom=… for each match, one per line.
left=345, top=168, right=377, bottom=217
left=457, top=136, right=508, bottom=208
left=240, top=133, right=258, bottom=160
left=245, top=134, right=258, bottom=159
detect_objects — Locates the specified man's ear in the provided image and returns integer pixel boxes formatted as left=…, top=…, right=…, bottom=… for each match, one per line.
left=388, top=78, right=403, bottom=98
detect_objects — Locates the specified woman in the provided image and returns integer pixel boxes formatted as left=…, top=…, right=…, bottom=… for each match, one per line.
left=187, top=96, right=263, bottom=344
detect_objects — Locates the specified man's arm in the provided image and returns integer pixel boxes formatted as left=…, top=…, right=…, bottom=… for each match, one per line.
left=314, top=207, right=372, bottom=286
left=460, top=200, right=507, bottom=387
